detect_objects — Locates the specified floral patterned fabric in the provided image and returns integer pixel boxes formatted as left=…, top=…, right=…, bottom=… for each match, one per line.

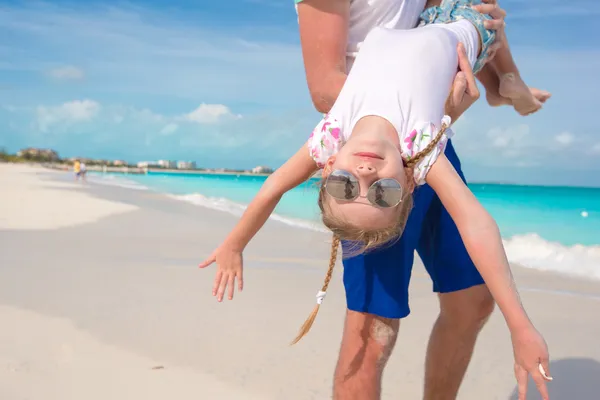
left=400, top=115, right=454, bottom=185
left=307, top=114, right=453, bottom=185
left=306, top=114, right=346, bottom=169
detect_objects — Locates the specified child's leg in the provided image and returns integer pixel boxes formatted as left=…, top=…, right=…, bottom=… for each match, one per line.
left=419, top=0, right=552, bottom=116
left=490, top=43, right=552, bottom=115
left=475, top=63, right=511, bottom=106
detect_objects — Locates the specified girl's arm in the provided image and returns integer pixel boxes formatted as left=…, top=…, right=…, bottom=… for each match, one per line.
left=426, top=155, right=552, bottom=397
left=426, top=155, right=529, bottom=330
left=220, top=143, right=318, bottom=251
left=297, top=0, right=350, bottom=113
left=200, top=143, right=319, bottom=302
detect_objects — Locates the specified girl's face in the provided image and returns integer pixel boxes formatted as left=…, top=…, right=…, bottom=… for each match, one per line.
left=322, top=116, right=409, bottom=230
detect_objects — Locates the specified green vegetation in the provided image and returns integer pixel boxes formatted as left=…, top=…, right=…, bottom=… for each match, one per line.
left=0, top=147, right=26, bottom=163
left=1, top=148, right=59, bottom=163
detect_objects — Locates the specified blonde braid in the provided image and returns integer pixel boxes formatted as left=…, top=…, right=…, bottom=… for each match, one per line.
left=405, top=123, right=449, bottom=168
left=291, top=235, right=340, bottom=345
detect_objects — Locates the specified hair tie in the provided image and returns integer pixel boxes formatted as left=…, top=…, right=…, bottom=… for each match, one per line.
left=316, top=290, right=326, bottom=305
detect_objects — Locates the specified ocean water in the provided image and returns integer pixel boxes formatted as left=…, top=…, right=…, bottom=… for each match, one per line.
left=90, top=171, right=600, bottom=280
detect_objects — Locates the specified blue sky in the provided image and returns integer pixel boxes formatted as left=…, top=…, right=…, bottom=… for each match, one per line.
left=1, top=0, right=599, bottom=186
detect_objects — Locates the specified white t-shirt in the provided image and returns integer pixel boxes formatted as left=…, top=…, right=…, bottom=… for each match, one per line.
left=307, top=21, right=479, bottom=184
left=295, top=0, right=427, bottom=71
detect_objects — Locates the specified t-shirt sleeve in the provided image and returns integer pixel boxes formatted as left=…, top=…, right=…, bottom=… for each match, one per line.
left=307, top=114, right=344, bottom=168
left=401, top=115, right=454, bottom=185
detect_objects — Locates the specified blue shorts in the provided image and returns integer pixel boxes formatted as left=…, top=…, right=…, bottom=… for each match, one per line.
left=341, top=140, right=485, bottom=319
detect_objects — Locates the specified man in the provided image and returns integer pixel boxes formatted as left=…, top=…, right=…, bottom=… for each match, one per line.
left=295, top=1, right=550, bottom=399
left=73, top=159, right=81, bottom=182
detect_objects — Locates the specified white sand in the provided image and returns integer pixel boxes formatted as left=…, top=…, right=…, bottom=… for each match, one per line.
left=1, top=164, right=599, bottom=399
left=0, top=164, right=137, bottom=230
left=0, top=305, right=261, bottom=400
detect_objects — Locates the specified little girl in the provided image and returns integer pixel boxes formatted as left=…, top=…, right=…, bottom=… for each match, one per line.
left=200, top=7, right=552, bottom=388
left=422, top=0, right=551, bottom=115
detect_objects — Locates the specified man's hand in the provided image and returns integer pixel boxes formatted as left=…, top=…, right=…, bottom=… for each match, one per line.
left=444, top=43, right=480, bottom=123
left=473, top=0, right=508, bottom=62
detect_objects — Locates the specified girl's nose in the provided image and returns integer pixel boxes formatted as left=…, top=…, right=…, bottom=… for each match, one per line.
left=356, top=163, right=376, bottom=176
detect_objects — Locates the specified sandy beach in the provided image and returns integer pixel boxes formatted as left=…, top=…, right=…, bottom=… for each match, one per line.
left=1, top=163, right=599, bottom=399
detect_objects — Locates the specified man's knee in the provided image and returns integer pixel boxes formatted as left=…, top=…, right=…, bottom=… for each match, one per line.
left=439, top=284, right=495, bottom=331
left=337, top=310, right=400, bottom=376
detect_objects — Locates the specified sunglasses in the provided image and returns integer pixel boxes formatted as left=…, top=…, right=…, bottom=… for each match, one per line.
left=324, top=170, right=403, bottom=208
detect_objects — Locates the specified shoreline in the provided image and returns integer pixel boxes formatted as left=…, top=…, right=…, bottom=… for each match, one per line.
left=41, top=162, right=277, bottom=177
left=5, top=161, right=600, bottom=189
left=1, top=163, right=600, bottom=399
left=86, top=165, right=600, bottom=281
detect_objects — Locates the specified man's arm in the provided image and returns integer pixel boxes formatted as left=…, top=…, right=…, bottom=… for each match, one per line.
left=297, top=0, right=350, bottom=113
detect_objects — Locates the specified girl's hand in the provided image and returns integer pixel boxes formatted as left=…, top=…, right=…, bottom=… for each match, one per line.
left=445, top=43, right=480, bottom=123
left=472, top=0, right=507, bottom=61
left=199, top=246, right=244, bottom=302
left=512, top=326, right=553, bottom=400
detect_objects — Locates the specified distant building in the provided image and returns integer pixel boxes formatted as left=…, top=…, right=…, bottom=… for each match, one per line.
left=158, top=160, right=177, bottom=169
left=17, top=148, right=59, bottom=161
left=112, top=160, right=127, bottom=167
left=252, top=165, right=273, bottom=174
left=137, top=161, right=160, bottom=168
left=177, top=161, right=196, bottom=170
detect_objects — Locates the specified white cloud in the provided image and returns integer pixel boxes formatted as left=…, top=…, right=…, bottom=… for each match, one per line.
left=0, top=2, right=305, bottom=104
left=160, top=123, right=178, bottom=135
left=36, top=99, right=100, bottom=132
left=591, top=143, right=600, bottom=154
left=488, top=124, right=530, bottom=148
left=48, top=65, right=85, bottom=80
left=184, top=103, right=240, bottom=124
left=554, top=131, right=574, bottom=145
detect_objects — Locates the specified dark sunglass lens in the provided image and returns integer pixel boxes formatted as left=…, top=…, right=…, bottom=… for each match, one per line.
left=326, top=171, right=359, bottom=200
left=366, top=179, right=403, bottom=207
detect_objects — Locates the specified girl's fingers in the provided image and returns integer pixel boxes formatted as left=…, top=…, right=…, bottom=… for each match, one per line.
left=228, top=275, right=235, bottom=300
left=531, top=370, right=550, bottom=400
left=212, top=270, right=223, bottom=296
left=514, top=364, right=529, bottom=400
left=238, top=271, right=244, bottom=291
left=199, top=254, right=216, bottom=268
left=217, top=277, right=228, bottom=302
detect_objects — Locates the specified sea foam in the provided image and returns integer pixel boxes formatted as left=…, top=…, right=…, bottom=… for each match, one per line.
left=172, top=193, right=600, bottom=280
left=503, top=234, right=600, bottom=280
left=87, top=172, right=600, bottom=281
left=87, top=174, right=149, bottom=191
left=171, top=193, right=328, bottom=233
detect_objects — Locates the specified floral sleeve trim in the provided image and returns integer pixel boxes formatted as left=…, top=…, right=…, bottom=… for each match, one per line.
left=307, top=114, right=344, bottom=168
left=401, top=115, right=454, bottom=185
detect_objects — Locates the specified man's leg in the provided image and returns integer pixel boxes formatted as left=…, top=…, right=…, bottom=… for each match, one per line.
left=337, top=186, right=431, bottom=398
left=417, top=140, right=495, bottom=399
left=423, top=285, right=494, bottom=400
left=333, top=310, right=400, bottom=400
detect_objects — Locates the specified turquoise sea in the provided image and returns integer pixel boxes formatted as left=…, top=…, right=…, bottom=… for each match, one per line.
left=91, top=171, right=600, bottom=279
